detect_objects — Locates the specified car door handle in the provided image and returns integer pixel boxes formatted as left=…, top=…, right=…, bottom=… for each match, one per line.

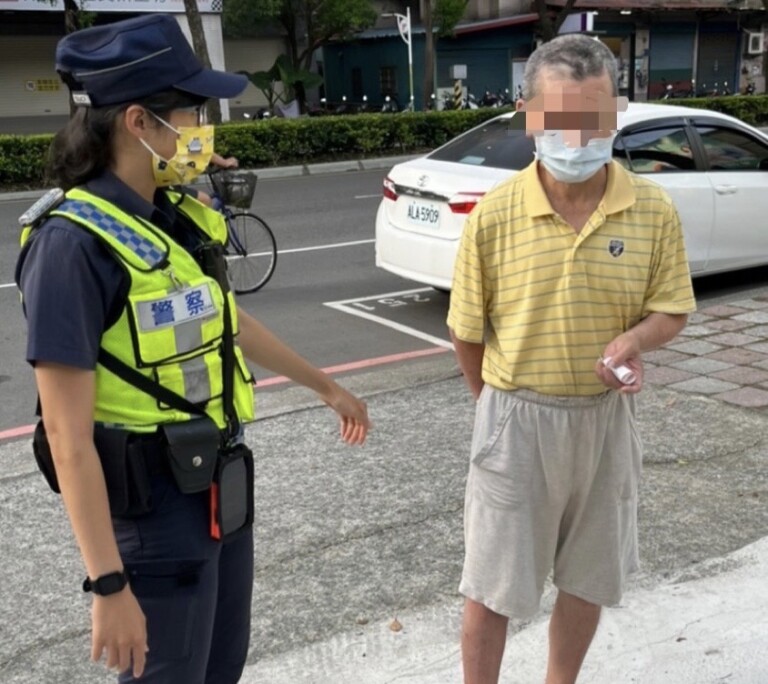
left=714, top=185, right=737, bottom=195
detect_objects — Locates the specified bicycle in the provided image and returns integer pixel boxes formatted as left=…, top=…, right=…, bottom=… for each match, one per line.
left=206, top=169, right=278, bottom=294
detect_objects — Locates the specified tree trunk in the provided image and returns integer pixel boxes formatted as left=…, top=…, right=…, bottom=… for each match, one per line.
left=63, top=0, right=79, bottom=116
left=423, top=1, right=435, bottom=110
left=281, top=11, right=308, bottom=111
left=63, top=0, right=78, bottom=33
left=182, top=0, right=222, bottom=124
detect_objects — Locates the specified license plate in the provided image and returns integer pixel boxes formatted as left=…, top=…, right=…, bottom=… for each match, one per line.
left=406, top=200, right=440, bottom=227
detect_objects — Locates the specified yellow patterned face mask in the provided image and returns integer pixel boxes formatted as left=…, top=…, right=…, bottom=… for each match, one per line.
left=140, top=112, right=214, bottom=187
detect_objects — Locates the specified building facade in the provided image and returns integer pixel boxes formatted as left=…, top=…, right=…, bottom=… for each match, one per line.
left=0, top=0, right=282, bottom=130
left=320, top=0, right=767, bottom=110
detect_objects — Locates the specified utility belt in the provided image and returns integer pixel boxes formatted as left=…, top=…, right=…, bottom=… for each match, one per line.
left=33, top=417, right=253, bottom=542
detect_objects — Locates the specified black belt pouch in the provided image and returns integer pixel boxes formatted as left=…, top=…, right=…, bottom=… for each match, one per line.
left=211, top=443, right=254, bottom=542
left=32, top=421, right=152, bottom=517
left=160, top=418, right=221, bottom=494
left=94, top=426, right=152, bottom=517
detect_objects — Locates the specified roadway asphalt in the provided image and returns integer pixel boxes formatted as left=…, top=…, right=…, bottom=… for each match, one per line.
left=1, top=160, right=768, bottom=682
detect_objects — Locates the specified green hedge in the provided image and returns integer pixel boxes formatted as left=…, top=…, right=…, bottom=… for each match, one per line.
left=653, top=94, right=768, bottom=126
left=0, top=134, right=52, bottom=188
left=2, top=97, right=768, bottom=189
left=0, top=109, right=508, bottom=189
left=214, top=108, right=510, bottom=168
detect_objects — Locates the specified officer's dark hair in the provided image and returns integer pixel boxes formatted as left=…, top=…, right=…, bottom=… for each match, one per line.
left=47, top=88, right=207, bottom=190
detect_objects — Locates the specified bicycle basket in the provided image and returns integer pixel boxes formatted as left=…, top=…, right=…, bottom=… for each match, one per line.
left=210, top=171, right=257, bottom=209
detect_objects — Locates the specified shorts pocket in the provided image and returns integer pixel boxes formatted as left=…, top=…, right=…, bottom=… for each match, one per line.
left=125, top=559, right=206, bottom=662
left=470, top=389, right=518, bottom=472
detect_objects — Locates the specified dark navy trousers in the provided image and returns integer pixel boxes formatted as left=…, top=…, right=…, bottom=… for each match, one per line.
left=113, top=474, right=254, bottom=684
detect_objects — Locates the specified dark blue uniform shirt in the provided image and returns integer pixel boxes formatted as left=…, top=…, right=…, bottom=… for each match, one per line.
left=15, top=172, right=204, bottom=369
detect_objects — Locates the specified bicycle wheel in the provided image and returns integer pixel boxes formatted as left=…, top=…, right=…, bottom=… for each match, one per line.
left=225, top=212, right=278, bottom=294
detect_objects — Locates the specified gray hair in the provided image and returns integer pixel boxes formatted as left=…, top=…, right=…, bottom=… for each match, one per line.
left=522, top=34, right=618, bottom=100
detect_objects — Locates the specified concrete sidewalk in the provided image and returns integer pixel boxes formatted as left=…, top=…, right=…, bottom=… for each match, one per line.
left=3, top=155, right=768, bottom=681
left=242, top=537, right=768, bottom=683
left=2, top=347, right=768, bottom=683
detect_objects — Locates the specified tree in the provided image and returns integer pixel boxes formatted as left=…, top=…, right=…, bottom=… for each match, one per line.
left=238, top=54, right=324, bottom=114
left=182, top=0, right=222, bottom=124
left=38, top=0, right=94, bottom=33
left=223, top=0, right=377, bottom=108
left=39, top=0, right=94, bottom=114
left=421, top=0, right=467, bottom=110
left=533, top=0, right=579, bottom=43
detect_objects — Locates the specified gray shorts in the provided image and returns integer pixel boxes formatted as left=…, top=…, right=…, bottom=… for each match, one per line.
left=460, top=385, right=642, bottom=619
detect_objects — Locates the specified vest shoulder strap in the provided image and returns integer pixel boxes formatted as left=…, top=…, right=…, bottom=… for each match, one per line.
left=52, top=198, right=168, bottom=270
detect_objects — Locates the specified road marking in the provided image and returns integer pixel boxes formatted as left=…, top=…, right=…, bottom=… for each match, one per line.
left=256, top=346, right=449, bottom=387
left=324, top=288, right=455, bottom=350
left=277, top=239, right=373, bottom=255
left=0, top=424, right=35, bottom=441
left=0, top=239, right=376, bottom=291
left=0, top=346, right=450, bottom=443
left=354, top=194, right=381, bottom=199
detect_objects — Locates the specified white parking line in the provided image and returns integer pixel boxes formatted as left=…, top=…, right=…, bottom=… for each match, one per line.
left=0, top=239, right=375, bottom=291
left=324, top=288, right=454, bottom=350
left=278, top=239, right=374, bottom=255
left=354, top=194, right=381, bottom=200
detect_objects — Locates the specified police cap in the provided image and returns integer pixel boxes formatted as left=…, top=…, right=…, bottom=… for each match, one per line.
left=55, top=15, right=247, bottom=107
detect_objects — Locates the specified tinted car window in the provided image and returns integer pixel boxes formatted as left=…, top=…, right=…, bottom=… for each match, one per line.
left=428, top=118, right=535, bottom=170
left=696, top=126, right=768, bottom=171
left=614, top=126, right=695, bottom=173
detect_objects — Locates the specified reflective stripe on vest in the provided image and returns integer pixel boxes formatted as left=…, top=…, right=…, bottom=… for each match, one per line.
left=56, top=199, right=166, bottom=269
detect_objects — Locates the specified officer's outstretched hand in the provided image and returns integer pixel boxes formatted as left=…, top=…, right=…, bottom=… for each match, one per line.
left=92, top=588, right=148, bottom=678
left=321, top=384, right=371, bottom=445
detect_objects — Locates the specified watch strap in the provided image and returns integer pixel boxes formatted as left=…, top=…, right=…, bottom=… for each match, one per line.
left=83, top=569, right=129, bottom=596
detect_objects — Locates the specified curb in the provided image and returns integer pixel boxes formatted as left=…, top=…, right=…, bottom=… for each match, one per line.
left=0, top=154, right=421, bottom=204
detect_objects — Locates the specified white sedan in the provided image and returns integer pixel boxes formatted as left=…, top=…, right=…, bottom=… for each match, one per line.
left=375, top=103, right=768, bottom=290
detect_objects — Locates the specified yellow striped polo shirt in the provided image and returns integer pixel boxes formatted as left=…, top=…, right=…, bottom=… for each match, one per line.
left=447, top=159, right=696, bottom=396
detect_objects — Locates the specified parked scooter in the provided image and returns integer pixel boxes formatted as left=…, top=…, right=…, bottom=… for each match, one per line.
left=381, top=95, right=400, bottom=113
left=661, top=81, right=695, bottom=99
left=243, top=108, right=271, bottom=120
left=480, top=89, right=501, bottom=107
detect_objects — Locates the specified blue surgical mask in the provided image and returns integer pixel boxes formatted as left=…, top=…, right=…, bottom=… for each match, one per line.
left=534, top=132, right=616, bottom=184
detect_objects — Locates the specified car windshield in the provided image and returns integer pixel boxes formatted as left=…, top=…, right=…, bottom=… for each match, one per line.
left=428, top=118, right=535, bottom=170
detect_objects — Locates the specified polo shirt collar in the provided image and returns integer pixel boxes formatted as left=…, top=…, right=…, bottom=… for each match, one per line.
left=602, top=160, right=636, bottom=215
left=84, top=171, right=175, bottom=231
left=522, top=160, right=636, bottom=218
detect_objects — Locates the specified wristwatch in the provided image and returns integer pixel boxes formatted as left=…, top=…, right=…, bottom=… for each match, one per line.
left=83, top=570, right=129, bottom=596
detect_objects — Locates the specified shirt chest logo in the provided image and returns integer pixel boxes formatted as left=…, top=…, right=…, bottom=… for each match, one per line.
left=608, top=239, right=625, bottom=258
left=136, top=284, right=216, bottom=332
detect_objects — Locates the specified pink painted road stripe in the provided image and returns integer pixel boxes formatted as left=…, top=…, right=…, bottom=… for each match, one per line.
left=0, top=346, right=450, bottom=443
left=255, top=346, right=450, bottom=387
left=0, top=424, right=35, bottom=441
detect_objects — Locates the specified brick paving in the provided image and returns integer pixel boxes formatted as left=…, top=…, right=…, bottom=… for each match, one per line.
left=651, top=296, right=768, bottom=408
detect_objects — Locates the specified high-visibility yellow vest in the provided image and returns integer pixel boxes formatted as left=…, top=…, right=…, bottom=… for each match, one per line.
left=21, top=187, right=255, bottom=432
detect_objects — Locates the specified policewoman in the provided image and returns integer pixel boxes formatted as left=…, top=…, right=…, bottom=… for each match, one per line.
left=15, top=15, right=370, bottom=683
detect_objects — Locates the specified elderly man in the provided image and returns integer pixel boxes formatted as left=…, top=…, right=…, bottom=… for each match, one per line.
left=447, top=34, right=696, bottom=684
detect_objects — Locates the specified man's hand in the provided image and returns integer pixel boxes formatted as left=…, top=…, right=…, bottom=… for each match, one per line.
left=450, top=331, right=485, bottom=400
left=596, top=331, right=643, bottom=394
